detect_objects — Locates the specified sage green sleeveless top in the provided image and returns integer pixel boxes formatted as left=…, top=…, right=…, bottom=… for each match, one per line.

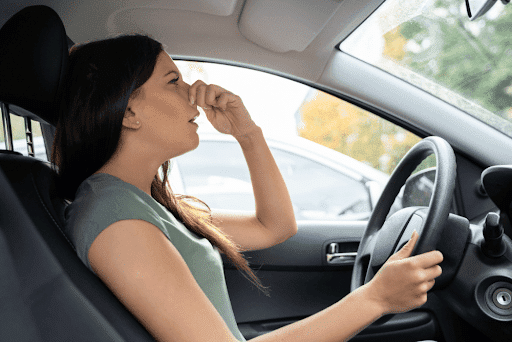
left=64, top=173, right=246, bottom=341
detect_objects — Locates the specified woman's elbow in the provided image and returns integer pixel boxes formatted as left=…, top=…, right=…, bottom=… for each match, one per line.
left=276, top=221, right=298, bottom=244
left=288, top=221, right=298, bottom=238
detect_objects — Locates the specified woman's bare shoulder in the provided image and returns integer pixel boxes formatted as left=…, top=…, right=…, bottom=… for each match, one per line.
left=88, top=219, right=240, bottom=342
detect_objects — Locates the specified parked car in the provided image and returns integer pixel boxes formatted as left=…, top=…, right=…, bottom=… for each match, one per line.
left=170, top=133, right=389, bottom=221
left=1, top=1, right=511, bottom=342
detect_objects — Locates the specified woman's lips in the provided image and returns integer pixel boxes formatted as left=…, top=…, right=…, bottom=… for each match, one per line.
left=189, top=112, right=200, bottom=123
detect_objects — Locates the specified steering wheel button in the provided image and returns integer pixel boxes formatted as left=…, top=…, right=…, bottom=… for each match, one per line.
left=493, top=288, right=512, bottom=309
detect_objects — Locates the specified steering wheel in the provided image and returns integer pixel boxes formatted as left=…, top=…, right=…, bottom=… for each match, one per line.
left=351, top=136, right=456, bottom=292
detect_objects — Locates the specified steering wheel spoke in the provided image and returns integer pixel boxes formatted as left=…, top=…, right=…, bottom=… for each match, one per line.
left=393, top=209, right=427, bottom=254
left=364, top=261, right=376, bottom=284
left=359, top=231, right=377, bottom=258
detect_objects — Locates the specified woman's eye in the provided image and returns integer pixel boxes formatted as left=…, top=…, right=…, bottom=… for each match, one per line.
left=169, top=76, right=179, bottom=84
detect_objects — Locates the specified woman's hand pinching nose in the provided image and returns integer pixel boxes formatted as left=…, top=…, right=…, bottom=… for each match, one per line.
left=188, top=80, right=256, bottom=137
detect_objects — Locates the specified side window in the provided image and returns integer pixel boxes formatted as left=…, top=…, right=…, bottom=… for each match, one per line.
left=269, top=148, right=370, bottom=221
left=173, top=140, right=371, bottom=221
left=174, top=141, right=253, bottom=211
left=0, top=112, right=47, bottom=161
left=171, top=61, right=435, bottom=221
left=297, top=90, right=431, bottom=175
left=297, top=90, right=435, bottom=212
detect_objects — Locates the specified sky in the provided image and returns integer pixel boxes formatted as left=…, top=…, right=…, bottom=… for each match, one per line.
left=174, top=60, right=310, bottom=139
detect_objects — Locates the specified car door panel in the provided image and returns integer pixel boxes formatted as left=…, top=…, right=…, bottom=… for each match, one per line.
left=224, top=221, right=363, bottom=332
left=225, top=221, right=440, bottom=341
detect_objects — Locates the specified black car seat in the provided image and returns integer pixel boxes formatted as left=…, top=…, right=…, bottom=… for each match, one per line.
left=0, top=6, right=155, bottom=341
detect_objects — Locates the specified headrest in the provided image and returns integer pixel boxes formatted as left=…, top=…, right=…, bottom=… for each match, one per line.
left=0, top=5, right=68, bottom=127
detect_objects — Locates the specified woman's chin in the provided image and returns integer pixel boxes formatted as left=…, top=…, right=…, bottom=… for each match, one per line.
left=164, top=133, right=200, bottom=160
left=185, top=132, right=200, bottom=153
left=191, top=133, right=200, bottom=150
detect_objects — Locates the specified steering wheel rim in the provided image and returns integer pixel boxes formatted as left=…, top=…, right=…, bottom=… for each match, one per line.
left=351, top=136, right=456, bottom=292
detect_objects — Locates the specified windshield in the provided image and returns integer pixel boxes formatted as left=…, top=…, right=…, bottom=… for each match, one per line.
left=340, top=0, right=512, bottom=137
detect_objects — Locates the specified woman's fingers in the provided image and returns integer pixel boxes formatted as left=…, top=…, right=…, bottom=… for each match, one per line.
left=427, top=278, right=436, bottom=291
left=388, top=230, right=419, bottom=262
left=215, top=92, right=231, bottom=111
left=408, top=252, right=443, bottom=287
left=187, top=80, right=256, bottom=136
left=189, top=80, right=232, bottom=110
left=411, top=249, right=444, bottom=269
left=205, top=85, right=231, bottom=108
left=189, top=80, right=214, bottom=109
left=369, top=236, right=444, bottom=314
left=425, top=264, right=443, bottom=281
left=193, top=83, right=209, bottom=109
left=188, top=80, right=206, bottom=106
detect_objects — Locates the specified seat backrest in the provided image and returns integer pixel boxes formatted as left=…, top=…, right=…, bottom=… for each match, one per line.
left=0, top=163, right=127, bottom=341
left=0, top=6, right=156, bottom=341
left=0, top=154, right=157, bottom=341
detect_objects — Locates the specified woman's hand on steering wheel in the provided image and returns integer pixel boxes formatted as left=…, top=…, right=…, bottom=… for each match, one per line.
left=364, top=230, right=444, bottom=315
left=188, top=80, right=257, bottom=138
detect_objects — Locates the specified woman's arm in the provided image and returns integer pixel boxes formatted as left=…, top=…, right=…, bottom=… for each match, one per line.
left=252, top=231, right=442, bottom=342
left=190, top=81, right=297, bottom=251
left=255, top=283, right=384, bottom=342
left=89, top=221, right=441, bottom=342
left=211, top=125, right=298, bottom=251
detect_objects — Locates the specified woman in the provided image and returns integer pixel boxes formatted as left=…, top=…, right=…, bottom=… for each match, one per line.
left=52, top=34, right=443, bottom=342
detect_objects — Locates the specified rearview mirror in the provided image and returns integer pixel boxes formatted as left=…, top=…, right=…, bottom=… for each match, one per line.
left=465, top=0, right=502, bottom=20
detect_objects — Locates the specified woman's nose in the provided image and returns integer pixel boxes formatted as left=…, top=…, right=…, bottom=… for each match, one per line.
left=183, top=82, right=196, bottom=107
left=182, top=81, right=191, bottom=96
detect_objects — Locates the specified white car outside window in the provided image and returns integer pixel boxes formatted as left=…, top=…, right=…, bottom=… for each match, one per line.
left=170, top=134, right=389, bottom=221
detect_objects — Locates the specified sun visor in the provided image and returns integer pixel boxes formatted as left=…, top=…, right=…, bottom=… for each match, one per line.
left=239, top=0, right=342, bottom=53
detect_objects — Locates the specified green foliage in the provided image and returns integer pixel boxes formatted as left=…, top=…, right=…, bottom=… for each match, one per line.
left=401, top=21, right=424, bottom=40
left=398, top=0, right=512, bottom=119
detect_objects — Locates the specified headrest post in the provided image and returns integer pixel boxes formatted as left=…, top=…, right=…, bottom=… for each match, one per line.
left=1, top=102, right=13, bottom=151
left=24, top=117, right=35, bottom=157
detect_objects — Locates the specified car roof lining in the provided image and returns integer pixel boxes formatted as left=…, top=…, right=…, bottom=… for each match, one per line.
left=0, top=0, right=384, bottom=83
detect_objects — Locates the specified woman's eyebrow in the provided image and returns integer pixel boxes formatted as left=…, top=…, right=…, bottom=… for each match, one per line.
left=163, top=70, right=179, bottom=77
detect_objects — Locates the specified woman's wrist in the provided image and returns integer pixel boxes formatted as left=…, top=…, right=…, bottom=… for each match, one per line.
left=359, top=282, right=388, bottom=317
left=233, top=124, right=262, bottom=147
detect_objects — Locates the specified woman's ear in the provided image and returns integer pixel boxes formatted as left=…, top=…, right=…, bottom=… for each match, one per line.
left=122, top=107, right=141, bottom=130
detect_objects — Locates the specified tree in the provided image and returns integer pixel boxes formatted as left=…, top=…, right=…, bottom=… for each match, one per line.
left=297, top=91, right=428, bottom=174
left=396, top=0, right=512, bottom=118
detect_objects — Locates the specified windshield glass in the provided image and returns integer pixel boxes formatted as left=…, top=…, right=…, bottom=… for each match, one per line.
left=340, top=0, right=512, bottom=137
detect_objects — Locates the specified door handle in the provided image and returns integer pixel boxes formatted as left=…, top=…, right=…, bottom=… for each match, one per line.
left=327, top=252, right=357, bottom=264
left=326, top=243, right=357, bottom=265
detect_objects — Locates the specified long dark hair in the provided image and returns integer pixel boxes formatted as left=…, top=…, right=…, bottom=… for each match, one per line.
left=52, top=34, right=265, bottom=292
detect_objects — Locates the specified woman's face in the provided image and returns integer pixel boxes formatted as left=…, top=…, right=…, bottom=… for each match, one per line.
left=128, top=51, right=200, bottom=159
